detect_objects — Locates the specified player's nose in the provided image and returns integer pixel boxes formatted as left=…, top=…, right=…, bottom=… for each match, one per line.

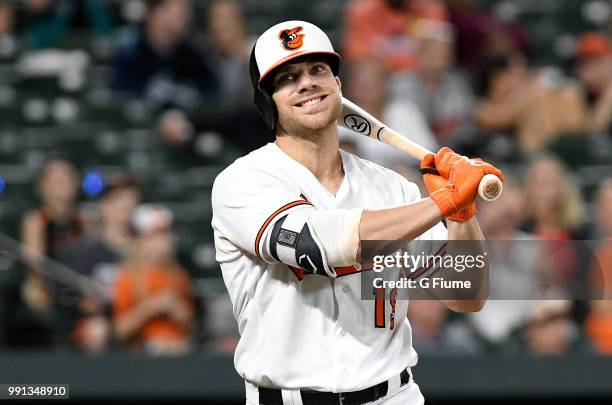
left=296, top=71, right=319, bottom=93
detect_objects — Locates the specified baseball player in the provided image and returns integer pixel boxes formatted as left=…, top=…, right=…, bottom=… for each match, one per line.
left=211, top=21, right=503, bottom=405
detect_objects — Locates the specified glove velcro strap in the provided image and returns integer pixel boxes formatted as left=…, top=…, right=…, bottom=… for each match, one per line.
left=419, top=167, right=440, bottom=176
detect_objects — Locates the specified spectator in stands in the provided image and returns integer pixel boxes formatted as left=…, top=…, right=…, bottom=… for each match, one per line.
left=21, top=158, right=86, bottom=308
left=521, top=156, right=589, bottom=293
left=202, top=0, right=251, bottom=110
left=69, top=176, right=141, bottom=353
left=16, top=0, right=112, bottom=49
left=595, top=175, right=612, bottom=238
left=474, top=52, right=587, bottom=153
left=389, top=20, right=475, bottom=144
left=113, top=205, right=194, bottom=355
left=339, top=57, right=438, bottom=167
left=23, top=158, right=86, bottom=262
left=468, top=177, right=536, bottom=348
left=0, top=1, right=14, bottom=34
left=444, top=0, right=529, bottom=74
left=18, top=158, right=87, bottom=346
left=522, top=155, right=587, bottom=239
left=157, top=0, right=271, bottom=156
left=584, top=300, right=612, bottom=355
left=111, top=0, right=218, bottom=110
left=585, top=178, right=612, bottom=354
left=523, top=300, right=579, bottom=356
left=342, top=0, right=448, bottom=73
left=575, top=33, right=612, bottom=135
left=409, top=299, right=481, bottom=354
left=70, top=176, right=141, bottom=286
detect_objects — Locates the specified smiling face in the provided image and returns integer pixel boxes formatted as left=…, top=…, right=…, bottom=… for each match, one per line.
left=270, top=56, right=342, bottom=135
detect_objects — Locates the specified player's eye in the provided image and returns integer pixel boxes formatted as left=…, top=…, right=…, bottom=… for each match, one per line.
left=276, top=73, right=295, bottom=85
left=312, top=64, right=325, bottom=74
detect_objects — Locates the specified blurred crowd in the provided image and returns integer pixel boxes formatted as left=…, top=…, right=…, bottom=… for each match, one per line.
left=0, top=0, right=610, bottom=357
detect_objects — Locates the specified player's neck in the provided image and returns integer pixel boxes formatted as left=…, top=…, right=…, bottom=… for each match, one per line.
left=275, top=127, right=344, bottom=195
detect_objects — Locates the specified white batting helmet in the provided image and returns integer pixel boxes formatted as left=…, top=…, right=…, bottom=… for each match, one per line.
left=249, top=21, right=341, bottom=130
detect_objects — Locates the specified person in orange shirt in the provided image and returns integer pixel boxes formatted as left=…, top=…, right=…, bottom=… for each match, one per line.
left=343, top=0, right=448, bottom=72
left=586, top=178, right=612, bottom=354
left=113, top=204, right=194, bottom=355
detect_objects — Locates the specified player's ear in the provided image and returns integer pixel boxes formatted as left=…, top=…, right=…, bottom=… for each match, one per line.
left=335, top=76, right=342, bottom=93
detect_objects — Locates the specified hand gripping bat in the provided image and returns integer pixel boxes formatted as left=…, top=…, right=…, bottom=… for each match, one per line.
left=337, top=97, right=502, bottom=201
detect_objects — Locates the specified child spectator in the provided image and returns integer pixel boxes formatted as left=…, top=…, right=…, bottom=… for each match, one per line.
left=69, top=176, right=142, bottom=353
left=113, top=205, right=194, bottom=355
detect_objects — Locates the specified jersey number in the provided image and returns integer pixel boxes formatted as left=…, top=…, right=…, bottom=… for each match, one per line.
left=374, top=287, right=397, bottom=329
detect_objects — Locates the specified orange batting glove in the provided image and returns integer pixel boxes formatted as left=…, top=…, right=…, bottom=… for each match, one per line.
left=444, top=156, right=504, bottom=215
left=420, top=154, right=477, bottom=222
left=420, top=154, right=446, bottom=193
left=433, top=147, right=464, bottom=179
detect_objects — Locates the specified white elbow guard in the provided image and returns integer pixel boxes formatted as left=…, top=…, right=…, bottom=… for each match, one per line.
left=308, top=208, right=363, bottom=268
left=263, top=207, right=363, bottom=278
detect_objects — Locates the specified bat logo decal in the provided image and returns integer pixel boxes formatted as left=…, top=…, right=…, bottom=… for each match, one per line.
left=279, top=27, right=304, bottom=50
left=344, top=114, right=371, bottom=136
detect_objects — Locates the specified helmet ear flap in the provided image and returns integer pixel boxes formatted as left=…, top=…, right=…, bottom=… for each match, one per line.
left=250, top=45, right=277, bottom=131
left=254, top=84, right=277, bottom=131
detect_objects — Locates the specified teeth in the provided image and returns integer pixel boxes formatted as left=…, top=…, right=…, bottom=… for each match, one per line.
left=300, top=97, right=322, bottom=107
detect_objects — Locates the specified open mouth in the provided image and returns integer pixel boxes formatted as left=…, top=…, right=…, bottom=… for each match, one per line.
left=295, top=95, right=327, bottom=107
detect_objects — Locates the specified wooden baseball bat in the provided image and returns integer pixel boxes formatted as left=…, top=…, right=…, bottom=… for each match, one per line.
left=337, top=97, right=502, bottom=201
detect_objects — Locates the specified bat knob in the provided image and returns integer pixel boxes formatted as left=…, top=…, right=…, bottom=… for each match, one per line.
left=478, top=174, right=503, bottom=202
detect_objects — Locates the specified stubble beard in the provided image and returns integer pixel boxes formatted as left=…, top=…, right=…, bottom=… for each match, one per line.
left=277, top=93, right=342, bottom=137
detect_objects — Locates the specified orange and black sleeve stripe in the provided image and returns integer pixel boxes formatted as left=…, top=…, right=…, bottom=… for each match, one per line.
left=254, top=199, right=313, bottom=259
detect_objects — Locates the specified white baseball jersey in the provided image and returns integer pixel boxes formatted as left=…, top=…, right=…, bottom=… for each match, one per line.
left=211, top=142, right=447, bottom=392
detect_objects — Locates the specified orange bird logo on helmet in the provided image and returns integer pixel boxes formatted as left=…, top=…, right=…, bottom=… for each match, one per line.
left=279, top=27, right=304, bottom=50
